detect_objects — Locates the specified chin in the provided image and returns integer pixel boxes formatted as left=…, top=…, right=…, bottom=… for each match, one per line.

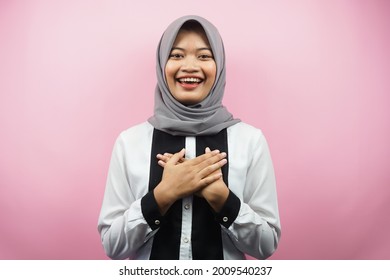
left=173, top=94, right=204, bottom=106
left=179, top=99, right=200, bottom=106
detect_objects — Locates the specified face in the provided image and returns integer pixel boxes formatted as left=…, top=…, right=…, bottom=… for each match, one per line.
left=165, top=29, right=217, bottom=106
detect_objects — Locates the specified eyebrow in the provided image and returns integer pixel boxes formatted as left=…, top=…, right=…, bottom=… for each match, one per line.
left=171, top=47, right=212, bottom=51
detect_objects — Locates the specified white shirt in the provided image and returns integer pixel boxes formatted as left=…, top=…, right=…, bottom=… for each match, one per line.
left=98, top=121, right=281, bottom=259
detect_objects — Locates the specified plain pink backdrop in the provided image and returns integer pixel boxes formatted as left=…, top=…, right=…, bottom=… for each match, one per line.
left=1, top=0, right=389, bottom=259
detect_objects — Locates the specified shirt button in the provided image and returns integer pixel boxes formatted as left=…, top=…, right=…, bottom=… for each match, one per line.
left=154, top=219, right=160, bottom=225
left=183, top=237, right=189, bottom=243
left=184, top=204, right=190, bottom=210
left=222, top=217, right=228, bottom=222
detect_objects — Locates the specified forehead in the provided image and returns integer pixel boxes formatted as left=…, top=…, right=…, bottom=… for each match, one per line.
left=172, top=29, right=211, bottom=48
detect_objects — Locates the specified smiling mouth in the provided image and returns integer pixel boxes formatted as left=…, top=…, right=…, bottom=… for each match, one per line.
left=176, top=77, right=204, bottom=90
left=177, top=77, right=203, bottom=84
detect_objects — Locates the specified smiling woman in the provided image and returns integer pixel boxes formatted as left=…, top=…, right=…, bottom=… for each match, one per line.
left=97, top=15, right=281, bottom=260
left=165, top=21, right=216, bottom=106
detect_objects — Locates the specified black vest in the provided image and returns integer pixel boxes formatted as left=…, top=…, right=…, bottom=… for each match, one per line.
left=148, top=129, right=229, bottom=260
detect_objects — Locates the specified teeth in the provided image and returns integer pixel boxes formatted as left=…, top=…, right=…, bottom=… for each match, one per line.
left=179, top=77, right=202, bottom=83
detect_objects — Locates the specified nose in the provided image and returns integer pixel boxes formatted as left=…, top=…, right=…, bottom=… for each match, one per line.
left=181, top=56, right=199, bottom=72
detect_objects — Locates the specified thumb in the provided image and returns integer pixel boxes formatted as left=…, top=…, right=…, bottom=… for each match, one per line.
left=168, top=148, right=185, bottom=165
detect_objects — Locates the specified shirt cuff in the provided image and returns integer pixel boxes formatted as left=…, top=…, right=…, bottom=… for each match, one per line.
left=141, top=191, right=164, bottom=230
left=214, top=190, right=241, bottom=228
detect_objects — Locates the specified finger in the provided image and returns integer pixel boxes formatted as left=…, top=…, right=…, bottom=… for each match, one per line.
left=205, top=147, right=211, bottom=153
left=165, top=153, right=186, bottom=163
left=198, top=157, right=227, bottom=178
left=189, top=149, right=221, bottom=166
left=157, top=152, right=187, bottom=165
left=157, top=153, right=170, bottom=163
left=167, top=148, right=185, bottom=165
left=196, top=152, right=227, bottom=171
left=158, top=160, right=167, bottom=168
left=199, top=172, right=223, bottom=187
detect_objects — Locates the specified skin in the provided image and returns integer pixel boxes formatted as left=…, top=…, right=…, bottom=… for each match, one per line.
left=153, top=29, right=229, bottom=215
left=154, top=148, right=229, bottom=214
left=165, top=29, right=216, bottom=106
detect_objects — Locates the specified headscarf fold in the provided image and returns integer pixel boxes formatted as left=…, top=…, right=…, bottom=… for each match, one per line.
left=148, top=15, right=240, bottom=136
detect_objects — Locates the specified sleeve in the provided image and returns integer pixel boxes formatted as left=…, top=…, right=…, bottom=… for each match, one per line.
left=97, top=133, right=160, bottom=259
left=221, top=130, right=281, bottom=259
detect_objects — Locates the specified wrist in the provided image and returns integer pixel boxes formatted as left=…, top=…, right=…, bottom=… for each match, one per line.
left=154, top=182, right=176, bottom=215
left=203, top=182, right=229, bottom=212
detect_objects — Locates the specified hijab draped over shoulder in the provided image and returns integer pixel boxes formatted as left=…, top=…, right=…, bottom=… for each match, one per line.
left=148, top=15, right=240, bottom=136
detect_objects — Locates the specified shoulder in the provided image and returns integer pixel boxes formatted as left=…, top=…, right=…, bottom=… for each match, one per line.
left=118, top=122, right=154, bottom=140
left=227, top=122, right=271, bottom=156
left=227, top=122, right=265, bottom=140
left=114, top=122, right=154, bottom=149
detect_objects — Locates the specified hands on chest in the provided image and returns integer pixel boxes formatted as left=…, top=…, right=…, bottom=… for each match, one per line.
left=154, top=147, right=229, bottom=214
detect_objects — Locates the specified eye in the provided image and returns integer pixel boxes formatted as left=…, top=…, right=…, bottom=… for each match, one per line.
left=169, top=53, right=183, bottom=59
left=198, top=54, right=214, bottom=60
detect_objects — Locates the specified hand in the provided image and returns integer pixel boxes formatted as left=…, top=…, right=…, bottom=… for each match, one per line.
left=196, top=147, right=229, bottom=212
left=156, top=149, right=215, bottom=198
left=154, top=148, right=227, bottom=214
left=157, top=147, right=229, bottom=212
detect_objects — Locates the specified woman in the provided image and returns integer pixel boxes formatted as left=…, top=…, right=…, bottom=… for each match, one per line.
left=98, top=15, right=281, bottom=260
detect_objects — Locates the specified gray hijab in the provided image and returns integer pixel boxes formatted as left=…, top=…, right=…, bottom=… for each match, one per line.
left=148, top=15, right=240, bottom=136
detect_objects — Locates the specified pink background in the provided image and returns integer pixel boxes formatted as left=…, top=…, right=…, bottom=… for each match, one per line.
left=1, top=0, right=389, bottom=259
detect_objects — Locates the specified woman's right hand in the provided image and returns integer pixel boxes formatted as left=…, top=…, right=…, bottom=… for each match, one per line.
left=153, top=148, right=227, bottom=215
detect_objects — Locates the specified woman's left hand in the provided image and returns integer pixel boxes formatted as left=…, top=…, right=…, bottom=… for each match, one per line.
left=157, top=147, right=229, bottom=212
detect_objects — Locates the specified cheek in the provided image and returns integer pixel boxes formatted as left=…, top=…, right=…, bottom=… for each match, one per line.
left=164, top=62, right=177, bottom=81
left=164, top=63, right=178, bottom=94
left=205, top=63, right=217, bottom=83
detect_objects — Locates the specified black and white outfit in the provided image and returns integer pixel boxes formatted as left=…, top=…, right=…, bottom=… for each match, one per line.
left=98, top=15, right=281, bottom=260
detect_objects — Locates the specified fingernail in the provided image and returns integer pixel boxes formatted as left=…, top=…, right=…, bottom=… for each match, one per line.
left=221, top=152, right=227, bottom=157
left=212, top=149, right=220, bottom=154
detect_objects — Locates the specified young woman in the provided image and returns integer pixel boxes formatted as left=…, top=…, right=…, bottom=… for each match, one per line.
left=98, top=15, right=281, bottom=260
